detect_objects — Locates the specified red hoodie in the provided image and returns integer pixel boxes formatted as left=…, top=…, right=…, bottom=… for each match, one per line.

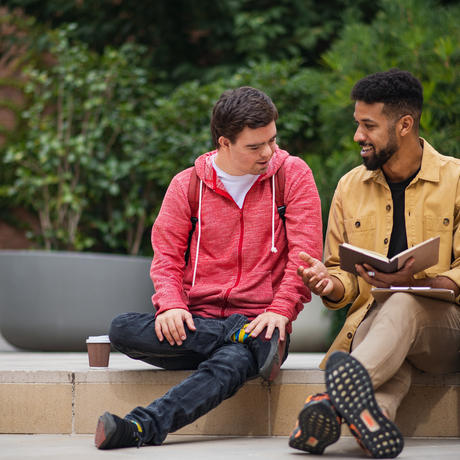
left=150, top=148, right=322, bottom=333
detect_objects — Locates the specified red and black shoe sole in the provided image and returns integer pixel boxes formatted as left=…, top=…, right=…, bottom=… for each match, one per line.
left=258, top=329, right=284, bottom=382
left=325, top=351, right=404, bottom=458
left=289, top=398, right=341, bottom=454
left=95, top=413, right=116, bottom=449
left=267, top=338, right=285, bottom=382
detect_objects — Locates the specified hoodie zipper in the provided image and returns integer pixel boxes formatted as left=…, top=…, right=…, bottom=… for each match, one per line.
left=220, top=178, right=264, bottom=316
left=210, top=167, right=244, bottom=316
left=221, top=208, right=245, bottom=316
left=210, top=170, right=271, bottom=317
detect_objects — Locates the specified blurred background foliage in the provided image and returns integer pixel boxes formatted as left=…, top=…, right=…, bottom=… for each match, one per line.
left=1, top=0, right=382, bottom=87
left=1, top=0, right=459, bottom=343
left=0, top=0, right=460, bottom=254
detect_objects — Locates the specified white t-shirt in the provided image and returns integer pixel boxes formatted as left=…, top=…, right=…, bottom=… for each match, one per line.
left=212, top=157, right=260, bottom=209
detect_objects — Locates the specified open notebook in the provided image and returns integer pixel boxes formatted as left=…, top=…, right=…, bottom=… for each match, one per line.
left=339, top=236, right=440, bottom=277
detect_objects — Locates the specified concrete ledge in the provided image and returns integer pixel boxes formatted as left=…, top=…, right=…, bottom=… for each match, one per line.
left=0, top=352, right=459, bottom=437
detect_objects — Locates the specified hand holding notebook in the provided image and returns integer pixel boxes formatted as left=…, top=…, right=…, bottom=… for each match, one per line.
left=339, top=236, right=440, bottom=277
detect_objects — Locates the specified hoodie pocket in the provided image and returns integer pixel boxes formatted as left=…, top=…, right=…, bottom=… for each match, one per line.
left=227, top=271, right=274, bottom=306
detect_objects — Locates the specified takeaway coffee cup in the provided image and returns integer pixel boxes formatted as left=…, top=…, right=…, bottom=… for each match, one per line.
left=86, top=335, right=111, bottom=368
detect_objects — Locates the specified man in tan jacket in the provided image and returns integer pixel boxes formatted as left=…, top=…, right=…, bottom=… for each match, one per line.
left=289, top=68, right=460, bottom=458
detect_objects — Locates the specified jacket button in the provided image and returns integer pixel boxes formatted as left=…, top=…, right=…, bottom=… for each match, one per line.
left=444, top=218, right=450, bottom=226
left=384, top=238, right=389, bottom=244
left=347, top=332, right=353, bottom=339
left=386, top=205, right=391, bottom=211
left=355, top=221, right=361, bottom=228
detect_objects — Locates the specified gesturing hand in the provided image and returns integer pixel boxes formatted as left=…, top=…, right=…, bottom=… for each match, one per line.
left=297, top=252, right=334, bottom=297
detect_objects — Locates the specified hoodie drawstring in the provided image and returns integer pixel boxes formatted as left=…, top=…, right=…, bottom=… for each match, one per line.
left=192, top=174, right=278, bottom=285
left=192, top=178, right=203, bottom=286
left=271, top=174, right=278, bottom=253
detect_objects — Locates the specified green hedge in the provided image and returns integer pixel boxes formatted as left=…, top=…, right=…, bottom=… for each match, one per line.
left=2, top=0, right=460, bottom=259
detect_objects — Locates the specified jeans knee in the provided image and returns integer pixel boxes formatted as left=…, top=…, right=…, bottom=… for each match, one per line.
left=226, top=344, right=253, bottom=370
left=108, top=313, right=136, bottom=346
left=205, top=344, right=256, bottom=381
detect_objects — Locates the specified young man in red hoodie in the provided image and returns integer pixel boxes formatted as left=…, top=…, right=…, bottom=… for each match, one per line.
left=95, top=86, right=323, bottom=449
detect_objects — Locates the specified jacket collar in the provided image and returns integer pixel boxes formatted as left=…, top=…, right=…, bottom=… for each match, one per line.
left=361, top=138, right=440, bottom=184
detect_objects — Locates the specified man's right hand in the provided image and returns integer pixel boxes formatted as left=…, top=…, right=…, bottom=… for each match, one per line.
left=155, top=309, right=196, bottom=346
left=296, top=252, right=335, bottom=296
left=297, top=252, right=345, bottom=302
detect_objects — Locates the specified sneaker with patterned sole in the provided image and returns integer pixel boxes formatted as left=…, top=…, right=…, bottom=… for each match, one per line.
left=325, top=351, right=404, bottom=459
left=95, top=412, right=143, bottom=449
left=245, top=328, right=284, bottom=381
left=289, top=392, right=342, bottom=454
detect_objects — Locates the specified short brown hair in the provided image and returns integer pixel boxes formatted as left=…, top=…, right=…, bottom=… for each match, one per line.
left=210, top=86, right=278, bottom=149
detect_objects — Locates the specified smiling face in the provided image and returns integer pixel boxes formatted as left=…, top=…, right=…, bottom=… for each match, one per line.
left=215, top=121, right=277, bottom=176
left=353, top=101, right=399, bottom=171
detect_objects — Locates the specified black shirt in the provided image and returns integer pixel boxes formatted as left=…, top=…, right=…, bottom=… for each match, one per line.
left=385, top=168, right=420, bottom=259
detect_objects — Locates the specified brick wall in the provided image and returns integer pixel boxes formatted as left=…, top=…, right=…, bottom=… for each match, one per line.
left=0, top=208, right=39, bottom=250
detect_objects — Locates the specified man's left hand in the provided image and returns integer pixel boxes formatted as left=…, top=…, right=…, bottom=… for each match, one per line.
left=244, top=312, right=289, bottom=342
left=356, top=257, right=415, bottom=287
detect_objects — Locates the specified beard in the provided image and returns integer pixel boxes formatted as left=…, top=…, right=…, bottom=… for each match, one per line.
left=361, top=129, right=398, bottom=171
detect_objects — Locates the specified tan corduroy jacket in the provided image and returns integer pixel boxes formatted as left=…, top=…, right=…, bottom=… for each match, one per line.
left=320, top=139, right=460, bottom=369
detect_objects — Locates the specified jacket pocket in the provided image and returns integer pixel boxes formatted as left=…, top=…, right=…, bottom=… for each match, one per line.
left=344, top=215, right=377, bottom=249
left=424, top=215, right=454, bottom=235
left=424, top=215, right=454, bottom=275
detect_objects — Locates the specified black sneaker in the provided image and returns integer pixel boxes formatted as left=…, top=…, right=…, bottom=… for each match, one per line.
left=245, top=328, right=284, bottom=381
left=95, top=412, right=143, bottom=449
left=289, top=392, right=342, bottom=454
left=326, top=351, right=404, bottom=458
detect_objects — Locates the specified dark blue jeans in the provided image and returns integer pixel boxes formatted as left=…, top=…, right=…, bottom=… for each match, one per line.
left=109, top=312, right=288, bottom=445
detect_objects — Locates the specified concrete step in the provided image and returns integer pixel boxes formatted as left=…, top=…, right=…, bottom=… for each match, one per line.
left=0, top=352, right=459, bottom=437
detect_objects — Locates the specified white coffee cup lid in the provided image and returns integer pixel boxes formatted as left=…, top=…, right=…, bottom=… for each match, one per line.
left=86, top=335, right=111, bottom=343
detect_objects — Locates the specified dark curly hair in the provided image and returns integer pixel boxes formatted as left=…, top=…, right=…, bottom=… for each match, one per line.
left=210, top=86, right=278, bottom=149
left=351, top=68, right=423, bottom=132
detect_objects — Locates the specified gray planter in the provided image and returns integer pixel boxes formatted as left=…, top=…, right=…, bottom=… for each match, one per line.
left=0, top=250, right=155, bottom=351
left=289, top=294, right=332, bottom=353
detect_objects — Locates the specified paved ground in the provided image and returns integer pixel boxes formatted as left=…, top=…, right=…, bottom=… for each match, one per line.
left=1, top=333, right=459, bottom=459
left=1, top=435, right=460, bottom=460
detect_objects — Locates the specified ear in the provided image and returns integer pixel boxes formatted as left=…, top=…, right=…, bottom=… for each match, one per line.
left=218, top=136, right=231, bottom=150
left=397, top=115, right=414, bottom=138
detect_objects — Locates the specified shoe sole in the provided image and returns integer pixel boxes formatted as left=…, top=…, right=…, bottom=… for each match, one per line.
left=289, top=399, right=341, bottom=454
left=95, top=412, right=116, bottom=449
left=326, top=352, right=404, bottom=458
left=259, top=329, right=282, bottom=381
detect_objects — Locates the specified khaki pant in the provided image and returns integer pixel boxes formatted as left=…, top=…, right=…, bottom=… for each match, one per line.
left=351, top=292, right=460, bottom=421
